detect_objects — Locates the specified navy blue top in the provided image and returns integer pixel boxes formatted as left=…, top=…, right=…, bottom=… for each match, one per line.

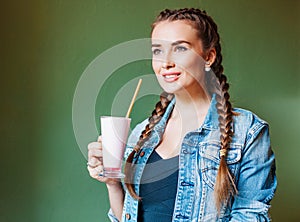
left=138, top=150, right=179, bottom=222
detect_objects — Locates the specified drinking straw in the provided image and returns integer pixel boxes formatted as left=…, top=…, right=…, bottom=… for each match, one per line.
left=125, top=79, right=142, bottom=118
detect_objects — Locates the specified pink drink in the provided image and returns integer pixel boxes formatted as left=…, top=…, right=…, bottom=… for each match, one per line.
left=100, top=116, right=131, bottom=178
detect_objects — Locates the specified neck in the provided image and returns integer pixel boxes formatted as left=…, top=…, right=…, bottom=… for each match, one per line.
left=171, top=89, right=211, bottom=128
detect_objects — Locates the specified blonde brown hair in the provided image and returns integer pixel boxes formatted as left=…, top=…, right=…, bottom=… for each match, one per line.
left=125, top=8, right=237, bottom=211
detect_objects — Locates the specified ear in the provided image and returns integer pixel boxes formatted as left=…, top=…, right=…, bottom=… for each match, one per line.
left=205, top=48, right=216, bottom=67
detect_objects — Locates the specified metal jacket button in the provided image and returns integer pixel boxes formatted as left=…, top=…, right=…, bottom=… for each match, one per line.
left=125, top=213, right=131, bottom=220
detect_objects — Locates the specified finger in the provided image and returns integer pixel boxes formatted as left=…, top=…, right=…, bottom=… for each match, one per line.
left=88, top=149, right=102, bottom=158
left=95, top=165, right=104, bottom=175
left=95, top=175, right=111, bottom=183
left=88, top=142, right=101, bottom=150
left=87, top=157, right=101, bottom=168
left=95, top=176, right=120, bottom=184
left=87, top=165, right=97, bottom=178
left=87, top=166, right=120, bottom=184
left=97, top=135, right=102, bottom=142
left=87, top=165, right=103, bottom=179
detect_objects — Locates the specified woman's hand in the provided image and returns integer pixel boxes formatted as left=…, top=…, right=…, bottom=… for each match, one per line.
left=87, top=136, right=125, bottom=220
left=87, top=136, right=120, bottom=185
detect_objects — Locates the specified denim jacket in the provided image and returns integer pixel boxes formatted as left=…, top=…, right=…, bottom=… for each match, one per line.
left=108, top=97, right=277, bottom=222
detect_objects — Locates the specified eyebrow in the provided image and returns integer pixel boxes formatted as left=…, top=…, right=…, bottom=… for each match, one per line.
left=151, top=40, right=191, bottom=47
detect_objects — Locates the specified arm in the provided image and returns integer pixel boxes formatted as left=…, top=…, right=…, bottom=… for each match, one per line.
left=106, top=183, right=125, bottom=221
left=230, top=122, right=277, bottom=221
left=88, top=120, right=149, bottom=221
left=87, top=136, right=124, bottom=222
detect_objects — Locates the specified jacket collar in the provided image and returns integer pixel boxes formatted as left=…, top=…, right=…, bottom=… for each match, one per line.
left=153, top=94, right=219, bottom=135
left=142, top=94, right=220, bottom=148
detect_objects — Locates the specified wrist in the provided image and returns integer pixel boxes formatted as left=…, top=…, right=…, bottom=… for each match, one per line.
left=106, top=181, right=122, bottom=191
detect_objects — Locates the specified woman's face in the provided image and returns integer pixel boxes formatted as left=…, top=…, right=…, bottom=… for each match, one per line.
left=151, top=20, right=208, bottom=96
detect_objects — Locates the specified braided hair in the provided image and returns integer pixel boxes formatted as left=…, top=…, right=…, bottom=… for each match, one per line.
left=124, top=92, right=174, bottom=199
left=125, top=8, right=237, bottom=211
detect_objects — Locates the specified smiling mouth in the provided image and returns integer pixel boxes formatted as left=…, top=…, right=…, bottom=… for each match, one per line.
left=162, top=72, right=181, bottom=82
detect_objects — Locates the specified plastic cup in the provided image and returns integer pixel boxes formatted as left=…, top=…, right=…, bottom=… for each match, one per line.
left=100, top=116, right=131, bottom=178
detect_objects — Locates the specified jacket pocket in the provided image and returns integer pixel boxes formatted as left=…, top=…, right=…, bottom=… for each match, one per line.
left=199, top=141, right=242, bottom=189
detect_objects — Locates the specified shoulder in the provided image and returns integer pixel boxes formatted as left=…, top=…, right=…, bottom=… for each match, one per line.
left=233, top=107, right=268, bottom=127
left=232, top=108, right=269, bottom=143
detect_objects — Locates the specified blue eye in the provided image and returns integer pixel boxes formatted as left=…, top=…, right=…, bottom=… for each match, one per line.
left=174, top=45, right=187, bottom=52
left=152, top=48, right=162, bottom=55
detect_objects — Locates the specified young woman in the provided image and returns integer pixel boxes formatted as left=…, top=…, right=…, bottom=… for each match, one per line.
left=87, top=8, right=277, bottom=222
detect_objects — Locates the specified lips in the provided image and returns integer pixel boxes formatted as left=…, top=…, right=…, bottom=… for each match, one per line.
left=161, top=72, right=181, bottom=82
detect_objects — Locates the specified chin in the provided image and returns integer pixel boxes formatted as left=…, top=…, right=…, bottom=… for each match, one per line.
left=159, top=85, right=184, bottom=95
left=157, top=81, right=179, bottom=94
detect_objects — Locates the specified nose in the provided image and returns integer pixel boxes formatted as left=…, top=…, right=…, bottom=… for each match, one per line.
left=162, top=60, right=175, bottom=69
left=161, top=48, right=176, bottom=69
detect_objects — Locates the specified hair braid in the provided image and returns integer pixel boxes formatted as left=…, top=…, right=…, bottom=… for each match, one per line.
left=151, top=8, right=238, bottom=211
left=214, top=73, right=238, bottom=211
left=207, top=15, right=238, bottom=211
left=124, top=92, right=174, bottom=199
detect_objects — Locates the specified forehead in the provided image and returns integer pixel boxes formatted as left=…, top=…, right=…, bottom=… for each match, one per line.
left=151, top=20, right=199, bottom=43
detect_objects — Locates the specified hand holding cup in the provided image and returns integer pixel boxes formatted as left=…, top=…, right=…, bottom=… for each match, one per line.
left=87, top=79, right=142, bottom=180
left=87, top=136, right=120, bottom=185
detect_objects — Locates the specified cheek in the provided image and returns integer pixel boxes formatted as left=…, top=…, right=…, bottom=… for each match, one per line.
left=152, top=59, right=160, bottom=74
left=179, top=57, right=203, bottom=76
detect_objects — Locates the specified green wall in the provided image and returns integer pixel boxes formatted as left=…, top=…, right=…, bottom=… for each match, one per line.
left=1, top=0, right=299, bottom=221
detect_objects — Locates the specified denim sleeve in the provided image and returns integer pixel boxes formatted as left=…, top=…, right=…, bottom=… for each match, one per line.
left=230, top=122, right=277, bottom=221
left=107, top=208, right=120, bottom=222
